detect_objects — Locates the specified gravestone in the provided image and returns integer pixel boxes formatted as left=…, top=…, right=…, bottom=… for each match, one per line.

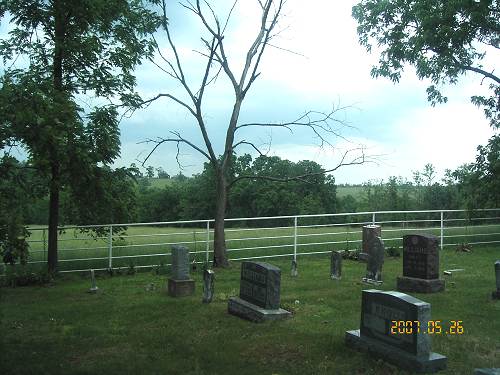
left=167, top=245, right=195, bottom=297
left=345, top=289, right=447, bottom=373
left=202, top=269, right=215, bottom=303
left=330, top=251, right=342, bottom=280
left=492, top=260, right=500, bottom=300
left=360, top=225, right=381, bottom=262
left=228, top=261, right=291, bottom=322
left=291, top=259, right=298, bottom=277
left=397, top=234, right=445, bottom=293
left=88, top=269, right=98, bottom=293
left=362, top=236, right=384, bottom=284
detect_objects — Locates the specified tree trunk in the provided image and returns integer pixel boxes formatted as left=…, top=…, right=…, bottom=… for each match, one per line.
left=47, top=160, right=60, bottom=274
left=213, top=172, right=229, bottom=267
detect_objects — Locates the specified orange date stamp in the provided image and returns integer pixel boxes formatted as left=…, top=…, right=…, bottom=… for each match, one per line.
left=390, top=320, right=464, bottom=335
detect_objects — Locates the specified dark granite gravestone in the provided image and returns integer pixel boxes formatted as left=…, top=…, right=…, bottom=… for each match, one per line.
left=202, top=269, right=215, bottom=303
left=345, top=289, right=447, bottom=373
left=397, top=234, right=445, bottom=293
left=360, top=225, right=381, bottom=262
left=330, top=251, right=342, bottom=280
left=362, top=237, right=384, bottom=284
left=474, top=369, right=500, bottom=375
left=228, top=261, right=291, bottom=322
left=167, top=245, right=195, bottom=297
left=492, top=260, right=500, bottom=300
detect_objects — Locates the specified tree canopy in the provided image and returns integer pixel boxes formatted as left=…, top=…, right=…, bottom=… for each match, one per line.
left=352, top=0, right=499, bottom=128
left=0, top=0, right=160, bottom=272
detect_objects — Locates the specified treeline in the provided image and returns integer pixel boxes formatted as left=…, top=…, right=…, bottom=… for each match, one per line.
left=2, top=133, right=500, bottom=229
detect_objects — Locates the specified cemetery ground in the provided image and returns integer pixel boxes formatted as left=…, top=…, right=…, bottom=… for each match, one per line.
left=1, top=246, right=499, bottom=375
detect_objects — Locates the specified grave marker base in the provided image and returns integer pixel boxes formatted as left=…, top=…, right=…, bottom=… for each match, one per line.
left=88, top=287, right=99, bottom=294
left=345, top=329, right=447, bottom=373
left=228, top=296, right=291, bottom=323
left=362, top=277, right=382, bottom=285
left=492, top=290, right=500, bottom=300
left=397, top=276, right=445, bottom=293
left=168, top=278, right=195, bottom=297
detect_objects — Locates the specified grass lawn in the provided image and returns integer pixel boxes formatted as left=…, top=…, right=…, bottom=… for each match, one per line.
left=1, top=246, right=499, bottom=374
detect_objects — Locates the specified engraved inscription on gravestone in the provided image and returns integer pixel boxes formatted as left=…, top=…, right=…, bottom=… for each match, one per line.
left=397, top=234, right=445, bottom=293
left=346, top=289, right=447, bottom=373
left=228, top=261, right=291, bottom=322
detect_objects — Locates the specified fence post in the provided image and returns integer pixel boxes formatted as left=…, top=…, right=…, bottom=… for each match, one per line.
left=206, top=220, right=210, bottom=264
left=108, top=225, right=113, bottom=270
left=372, top=212, right=376, bottom=225
left=440, top=211, right=444, bottom=250
left=293, top=216, right=298, bottom=262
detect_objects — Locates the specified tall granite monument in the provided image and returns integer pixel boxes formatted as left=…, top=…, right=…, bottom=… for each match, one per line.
left=228, top=261, right=291, bottom=322
left=359, top=224, right=381, bottom=262
left=397, top=234, right=445, bottom=293
left=362, top=236, right=384, bottom=284
left=167, top=245, right=195, bottom=297
left=345, top=289, right=447, bottom=373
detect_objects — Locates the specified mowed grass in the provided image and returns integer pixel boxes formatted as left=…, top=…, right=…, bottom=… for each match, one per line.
left=1, top=246, right=499, bottom=375
left=19, top=217, right=500, bottom=273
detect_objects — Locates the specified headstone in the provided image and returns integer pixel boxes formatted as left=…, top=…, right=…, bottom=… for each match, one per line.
left=330, top=251, right=342, bottom=280
left=291, top=259, right=298, bottom=277
left=88, top=269, right=98, bottom=293
left=202, top=269, right=215, bottom=303
left=167, top=245, right=195, bottom=297
left=228, top=261, right=291, bottom=322
left=474, top=369, right=500, bottom=375
left=492, top=260, right=500, bottom=300
left=397, top=234, right=445, bottom=293
left=345, top=289, right=447, bottom=373
left=362, top=236, right=384, bottom=284
left=359, top=225, right=381, bottom=262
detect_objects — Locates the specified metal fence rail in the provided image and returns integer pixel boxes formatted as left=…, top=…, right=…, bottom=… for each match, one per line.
left=2, top=208, right=500, bottom=275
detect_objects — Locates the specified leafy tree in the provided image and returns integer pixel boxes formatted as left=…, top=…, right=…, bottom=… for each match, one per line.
left=0, top=0, right=160, bottom=273
left=146, top=166, right=155, bottom=178
left=353, top=0, right=499, bottom=128
left=156, top=167, right=170, bottom=179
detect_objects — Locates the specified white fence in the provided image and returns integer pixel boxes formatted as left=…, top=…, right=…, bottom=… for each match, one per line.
left=6, top=208, right=500, bottom=274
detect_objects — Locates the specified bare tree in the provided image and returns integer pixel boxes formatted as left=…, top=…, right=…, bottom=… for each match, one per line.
left=138, top=0, right=372, bottom=267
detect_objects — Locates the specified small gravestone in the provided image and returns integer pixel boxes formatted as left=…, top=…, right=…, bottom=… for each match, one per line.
left=202, top=269, right=215, bottom=303
left=492, top=260, right=500, bottom=300
left=88, top=269, right=98, bottom=293
left=228, top=261, right=291, bottom=322
left=397, top=234, right=445, bottom=293
left=167, top=245, right=195, bottom=297
left=345, top=289, right=447, bottom=373
left=330, top=251, right=342, bottom=280
left=291, top=260, right=298, bottom=277
left=362, top=236, right=384, bottom=284
left=360, top=225, right=381, bottom=262
left=474, top=369, right=500, bottom=375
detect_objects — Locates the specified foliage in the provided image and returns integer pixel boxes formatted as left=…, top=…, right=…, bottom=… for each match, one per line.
left=353, top=0, right=499, bottom=128
left=0, top=0, right=161, bottom=272
left=448, top=134, right=500, bottom=209
left=2, top=264, right=51, bottom=287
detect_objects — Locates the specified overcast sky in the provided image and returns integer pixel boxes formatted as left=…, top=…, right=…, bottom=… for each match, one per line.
left=3, top=1, right=497, bottom=184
